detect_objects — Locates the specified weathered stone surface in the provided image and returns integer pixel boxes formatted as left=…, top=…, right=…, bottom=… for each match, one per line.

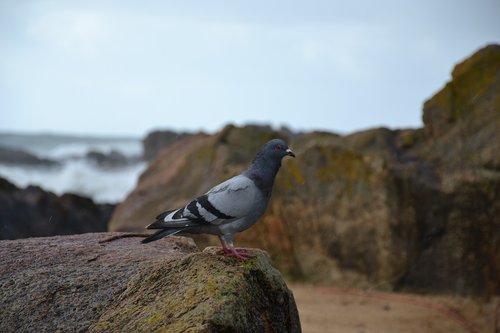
left=109, top=45, right=500, bottom=297
left=0, top=177, right=114, bottom=240
left=422, top=44, right=500, bottom=143
left=0, top=233, right=300, bottom=333
left=142, top=130, right=199, bottom=161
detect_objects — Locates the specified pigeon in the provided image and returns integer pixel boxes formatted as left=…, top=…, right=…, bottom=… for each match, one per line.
left=141, top=138, right=295, bottom=259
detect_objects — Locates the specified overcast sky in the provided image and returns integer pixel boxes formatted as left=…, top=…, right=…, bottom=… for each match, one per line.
left=1, top=0, right=499, bottom=137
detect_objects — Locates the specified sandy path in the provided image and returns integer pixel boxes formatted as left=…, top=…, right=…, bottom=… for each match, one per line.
left=289, top=284, right=497, bottom=333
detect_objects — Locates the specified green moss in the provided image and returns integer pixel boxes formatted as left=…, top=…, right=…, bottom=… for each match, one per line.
left=88, top=251, right=300, bottom=332
left=315, top=148, right=369, bottom=183
left=399, top=132, right=415, bottom=149
left=429, top=45, right=500, bottom=123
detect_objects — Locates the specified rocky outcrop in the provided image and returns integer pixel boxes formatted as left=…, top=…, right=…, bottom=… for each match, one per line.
left=142, top=130, right=200, bottom=161
left=0, top=233, right=301, bottom=332
left=85, top=150, right=140, bottom=168
left=0, top=146, right=59, bottom=166
left=0, top=177, right=114, bottom=240
left=420, top=44, right=500, bottom=170
left=110, top=45, right=500, bottom=297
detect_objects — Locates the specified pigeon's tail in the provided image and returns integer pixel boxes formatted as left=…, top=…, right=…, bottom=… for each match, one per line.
left=141, top=228, right=183, bottom=244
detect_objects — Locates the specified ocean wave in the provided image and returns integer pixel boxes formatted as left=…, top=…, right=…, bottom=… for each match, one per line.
left=42, top=141, right=143, bottom=160
left=0, top=160, right=147, bottom=204
left=0, top=133, right=147, bottom=203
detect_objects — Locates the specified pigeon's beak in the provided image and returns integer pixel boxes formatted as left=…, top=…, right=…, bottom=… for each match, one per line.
left=285, top=148, right=296, bottom=158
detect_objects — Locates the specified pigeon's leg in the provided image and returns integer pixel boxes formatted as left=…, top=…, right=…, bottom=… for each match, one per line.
left=225, top=235, right=254, bottom=257
left=217, top=235, right=253, bottom=259
left=217, top=236, right=233, bottom=255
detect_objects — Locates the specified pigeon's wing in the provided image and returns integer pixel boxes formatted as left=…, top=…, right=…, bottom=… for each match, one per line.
left=205, top=175, right=259, bottom=221
left=146, top=175, right=258, bottom=229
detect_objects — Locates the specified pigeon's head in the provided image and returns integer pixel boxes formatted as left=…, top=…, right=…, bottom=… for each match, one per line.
left=246, top=138, right=295, bottom=188
left=260, top=139, right=295, bottom=160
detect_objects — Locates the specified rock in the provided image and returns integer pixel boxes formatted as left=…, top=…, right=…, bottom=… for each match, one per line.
left=420, top=44, right=500, bottom=170
left=392, top=44, right=500, bottom=296
left=0, top=146, right=59, bottom=167
left=109, top=133, right=211, bottom=232
left=86, top=149, right=138, bottom=168
left=0, top=233, right=301, bottom=333
left=109, top=45, right=500, bottom=297
left=0, top=177, right=114, bottom=240
left=422, top=45, right=500, bottom=138
left=393, top=176, right=500, bottom=296
left=142, top=130, right=199, bottom=161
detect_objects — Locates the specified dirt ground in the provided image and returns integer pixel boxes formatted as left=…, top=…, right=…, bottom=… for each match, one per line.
left=289, top=284, right=499, bottom=333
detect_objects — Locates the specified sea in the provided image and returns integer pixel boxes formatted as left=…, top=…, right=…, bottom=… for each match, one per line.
left=0, top=133, right=147, bottom=204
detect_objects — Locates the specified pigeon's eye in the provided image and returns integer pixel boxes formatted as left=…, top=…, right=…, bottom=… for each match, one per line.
left=275, top=144, right=282, bottom=150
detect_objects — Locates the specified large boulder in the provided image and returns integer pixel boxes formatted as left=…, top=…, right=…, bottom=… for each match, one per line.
left=110, top=45, right=500, bottom=297
left=0, top=177, right=114, bottom=240
left=0, top=233, right=301, bottom=333
left=395, top=44, right=500, bottom=296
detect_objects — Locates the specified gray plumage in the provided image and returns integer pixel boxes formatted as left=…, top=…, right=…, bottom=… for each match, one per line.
left=142, top=138, right=295, bottom=258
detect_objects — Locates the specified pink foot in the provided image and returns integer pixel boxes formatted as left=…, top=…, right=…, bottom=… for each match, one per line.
left=217, top=247, right=254, bottom=260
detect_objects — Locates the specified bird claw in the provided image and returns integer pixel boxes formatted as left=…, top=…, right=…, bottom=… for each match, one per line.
left=217, top=247, right=254, bottom=260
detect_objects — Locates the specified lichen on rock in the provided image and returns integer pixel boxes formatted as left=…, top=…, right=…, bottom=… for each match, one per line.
left=90, top=248, right=300, bottom=333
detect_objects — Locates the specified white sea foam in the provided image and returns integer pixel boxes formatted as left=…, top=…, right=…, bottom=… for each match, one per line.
left=0, top=160, right=147, bottom=203
left=42, top=140, right=143, bottom=160
left=0, top=133, right=147, bottom=203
